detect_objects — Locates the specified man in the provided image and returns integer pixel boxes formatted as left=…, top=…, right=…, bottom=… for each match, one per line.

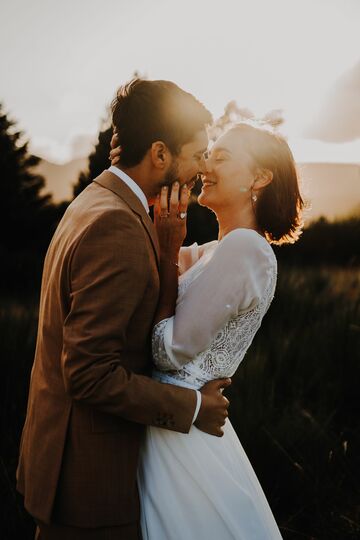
left=17, top=79, right=230, bottom=539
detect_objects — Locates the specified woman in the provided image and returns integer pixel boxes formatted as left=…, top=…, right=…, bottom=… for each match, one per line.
left=114, top=122, right=303, bottom=539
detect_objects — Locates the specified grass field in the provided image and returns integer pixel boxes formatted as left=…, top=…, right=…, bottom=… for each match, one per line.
left=228, top=265, right=360, bottom=539
left=0, top=264, right=359, bottom=539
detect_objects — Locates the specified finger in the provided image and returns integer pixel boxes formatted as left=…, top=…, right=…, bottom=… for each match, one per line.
left=169, top=182, right=180, bottom=214
left=160, top=186, right=169, bottom=216
left=109, top=147, right=122, bottom=165
left=179, top=184, right=189, bottom=214
left=222, top=396, right=230, bottom=408
left=110, top=133, right=119, bottom=149
left=215, top=378, right=232, bottom=391
left=154, top=194, right=161, bottom=218
left=109, top=146, right=122, bottom=159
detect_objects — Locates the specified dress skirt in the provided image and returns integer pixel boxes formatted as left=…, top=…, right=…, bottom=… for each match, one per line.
left=138, top=418, right=282, bottom=540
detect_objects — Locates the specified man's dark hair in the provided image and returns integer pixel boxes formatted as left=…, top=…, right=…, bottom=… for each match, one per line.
left=111, top=79, right=212, bottom=167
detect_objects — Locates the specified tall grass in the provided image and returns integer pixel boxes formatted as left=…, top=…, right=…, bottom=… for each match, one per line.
left=228, top=265, right=360, bottom=539
left=0, top=295, right=39, bottom=540
left=0, top=265, right=359, bottom=539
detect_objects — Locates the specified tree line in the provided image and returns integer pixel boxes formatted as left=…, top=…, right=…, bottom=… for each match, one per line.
left=0, top=102, right=358, bottom=294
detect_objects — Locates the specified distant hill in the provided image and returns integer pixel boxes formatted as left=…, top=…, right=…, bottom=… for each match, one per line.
left=35, top=157, right=360, bottom=221
left=298, top=162, right=360, bottom=221
left=35, top=157, right=88, bottom=202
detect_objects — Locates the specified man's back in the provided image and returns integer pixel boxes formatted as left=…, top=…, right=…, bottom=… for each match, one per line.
left=17, top=173, right=196, bottom=527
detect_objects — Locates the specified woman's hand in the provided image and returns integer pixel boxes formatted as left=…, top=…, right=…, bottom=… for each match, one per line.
left=109, top=133, right=121, bottom=165
left=152, top=182, right=189, bottom=325
left=154, top=183, right=189, bottom=261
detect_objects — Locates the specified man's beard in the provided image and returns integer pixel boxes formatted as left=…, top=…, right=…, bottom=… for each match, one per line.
left=160, top=159, right=199, bottom=189
left=161, top=159, right=179, bottom=187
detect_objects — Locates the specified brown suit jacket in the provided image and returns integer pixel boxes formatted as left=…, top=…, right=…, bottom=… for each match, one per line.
left=16, top=171, right=196, bottom=527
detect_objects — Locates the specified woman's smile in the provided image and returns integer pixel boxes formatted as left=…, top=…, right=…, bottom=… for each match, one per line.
left=201, top=177, right=217, bottom=189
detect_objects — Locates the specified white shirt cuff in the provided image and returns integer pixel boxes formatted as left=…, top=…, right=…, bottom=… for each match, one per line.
left=191, top=390, right=202, bottom=424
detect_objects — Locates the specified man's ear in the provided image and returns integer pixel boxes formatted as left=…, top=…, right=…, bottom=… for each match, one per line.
left=151, top=141, right=171, bottom=169
left=253, top=168, right=273, bottom=190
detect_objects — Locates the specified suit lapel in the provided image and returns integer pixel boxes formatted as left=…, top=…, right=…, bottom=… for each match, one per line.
left=93, top=171, right=160, bottom=267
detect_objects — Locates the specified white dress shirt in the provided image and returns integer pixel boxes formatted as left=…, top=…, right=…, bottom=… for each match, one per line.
left=107, top=166, right=201, bottom=424
left=108, top=165, right=149, bottom=213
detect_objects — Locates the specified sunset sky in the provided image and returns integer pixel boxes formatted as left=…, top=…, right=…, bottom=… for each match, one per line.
left=1, top=0, right=359, bottom=164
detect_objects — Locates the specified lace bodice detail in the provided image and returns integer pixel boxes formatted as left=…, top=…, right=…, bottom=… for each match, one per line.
left=152, top=229, right=277, bottom=390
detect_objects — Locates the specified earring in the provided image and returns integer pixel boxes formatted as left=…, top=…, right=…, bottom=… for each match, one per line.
left=251, top=193, right=258, bottom=202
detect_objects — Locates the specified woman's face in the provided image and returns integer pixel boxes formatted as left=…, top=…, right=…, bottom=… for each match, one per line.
left=198, top=129, right=256, bottom=211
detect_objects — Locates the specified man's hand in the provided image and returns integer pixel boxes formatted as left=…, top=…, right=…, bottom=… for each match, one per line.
left=194, top=378, right=231, bottom=437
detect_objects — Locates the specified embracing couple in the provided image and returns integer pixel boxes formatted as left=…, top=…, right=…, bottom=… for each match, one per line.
left=17, top=79, right=303, bottom=539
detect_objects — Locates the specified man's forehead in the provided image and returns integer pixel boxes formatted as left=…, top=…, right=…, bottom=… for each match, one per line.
left=190, top=130, right=209, bottom=151
left=179, top=129, right=209, bottom=156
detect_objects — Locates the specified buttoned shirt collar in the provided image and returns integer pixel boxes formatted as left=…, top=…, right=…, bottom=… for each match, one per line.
left=108, top=165, right=149, bottom=214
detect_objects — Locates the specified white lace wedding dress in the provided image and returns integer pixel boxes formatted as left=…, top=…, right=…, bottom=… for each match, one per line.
left=138, top=228, right=282, bottom=539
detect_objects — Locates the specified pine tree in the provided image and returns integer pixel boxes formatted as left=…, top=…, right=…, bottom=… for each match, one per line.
left=0, top=103, right=53, bottom=252
left=73, top=126, right=113, bottom=197
left=0, top=104, right=65, bottom=289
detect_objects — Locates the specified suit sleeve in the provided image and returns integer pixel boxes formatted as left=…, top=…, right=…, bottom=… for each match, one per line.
left=62, top=210, right=196, bottom=432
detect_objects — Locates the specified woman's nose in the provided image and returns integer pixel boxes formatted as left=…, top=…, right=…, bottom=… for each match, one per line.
left=196, top=155, right=208, bottom=174
left=204, top=157, right=212, bottom=173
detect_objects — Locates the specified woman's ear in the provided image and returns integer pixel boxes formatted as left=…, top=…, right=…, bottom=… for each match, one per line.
left=151, top=141, right=170, bottom=169
left=254, top=168, right=273, bottom=189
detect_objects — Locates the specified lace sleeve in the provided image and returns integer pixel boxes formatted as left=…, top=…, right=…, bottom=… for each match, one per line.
left=163, top=229, right=276, bottom=368
left=152, top=318, right=182, bottom=371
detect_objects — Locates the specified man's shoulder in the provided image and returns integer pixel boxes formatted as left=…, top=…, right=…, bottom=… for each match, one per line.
left=52, top=182, right=143, bottom=252
left=69, top=180, right=137, bottom=223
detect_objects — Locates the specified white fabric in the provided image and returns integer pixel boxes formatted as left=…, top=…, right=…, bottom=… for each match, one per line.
left=138, top=228, right=282, bottom=539
left=108, top=165, right=149, bottom=213
left=177, top=241, right=217, bottom=275
left=139, top=420, right=282, bottom=540
left=152, top=229, right=277, bottom=387
left=191, top=389, right=202, bottom=424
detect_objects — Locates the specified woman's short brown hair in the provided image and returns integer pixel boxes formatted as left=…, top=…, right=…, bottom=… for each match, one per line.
left=111, top=78, right=212, bottom=168
left=229, top=123, right=304, bottom=245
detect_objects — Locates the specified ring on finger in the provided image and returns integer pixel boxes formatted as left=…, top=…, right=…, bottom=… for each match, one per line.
left=179, top=212, right=187, bottom=219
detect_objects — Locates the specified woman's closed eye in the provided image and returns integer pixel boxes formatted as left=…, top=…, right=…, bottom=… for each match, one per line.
left=213, top=154, right=228, bottom=163
left=210, top=147, right=231, bottom=163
